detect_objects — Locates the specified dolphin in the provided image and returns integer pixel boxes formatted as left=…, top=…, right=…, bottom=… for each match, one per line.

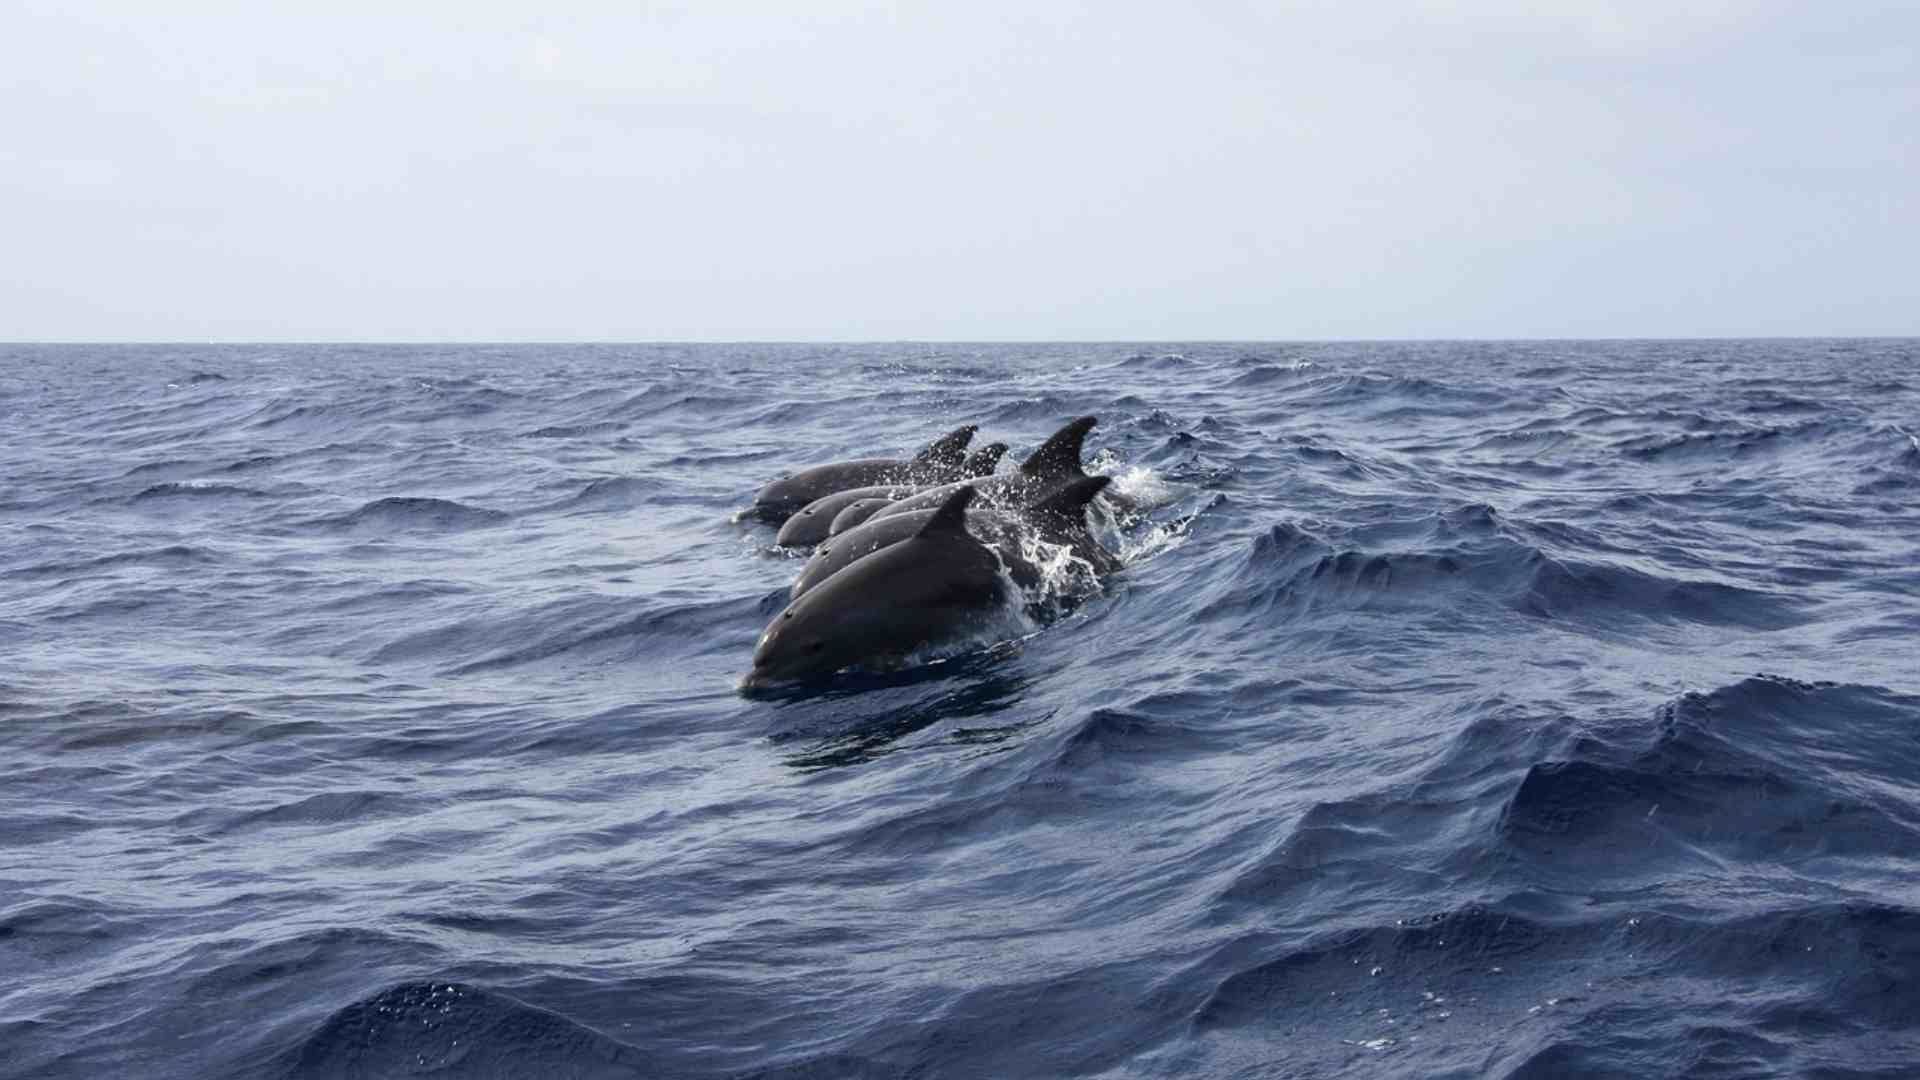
left=745, top=487, right=1010, bottom=688
left=807, top=441, right=1008, bottom=540
left=962, top=441, right=1010, bottom=478
left=774, top=485, right=919, bottom=548
left=748, top=424, right=977, bottom=525
left=770, top=441, right=1009, bottom=546
left=826, top=496, right=898, bottom=537
left=865, top=416, right=1096, bottom=525
left=790, top=475, right=1116, bottom=601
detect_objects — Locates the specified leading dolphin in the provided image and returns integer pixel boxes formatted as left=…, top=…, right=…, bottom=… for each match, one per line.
left=748, top=424, right=977, bottom=525
left=744, top=487, right=1009, bottom=688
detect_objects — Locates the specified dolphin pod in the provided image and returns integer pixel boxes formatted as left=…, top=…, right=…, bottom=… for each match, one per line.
left=748, top=424, right=980, bottom=525
left=862, top=416, right=1097, bottom=525
left=740, top=417, right=1120, bottom=688
left=773, top=484, right=920, bottom=548
left=770, top=442, right=1004, bottom=547
left=790, top=475, right=1114, bottom=601
left=825, top=497, right=897, bottom=537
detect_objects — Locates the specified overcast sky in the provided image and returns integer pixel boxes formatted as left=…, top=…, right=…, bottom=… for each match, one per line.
left=4, top=2, right=1915, bottom=341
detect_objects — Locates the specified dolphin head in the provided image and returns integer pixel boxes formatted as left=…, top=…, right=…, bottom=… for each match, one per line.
left=746, top=594, right=878, bottom=687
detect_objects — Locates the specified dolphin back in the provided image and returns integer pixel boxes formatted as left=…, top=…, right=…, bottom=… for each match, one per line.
left=827, top=497, right=898, bottom=537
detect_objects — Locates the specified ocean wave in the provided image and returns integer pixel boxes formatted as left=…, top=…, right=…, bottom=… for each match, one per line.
left=361, top=592, right=762, bottom=673
left=130, top=480, right=271, bottom=500
left=1738, top=393, right=1830, bottom=415
left=1288, top=371, right=1510, bottom=410
left=47, top=703, right=264, bottom=752
left=1204, top=520, right=1807, bottom=633
left=544, top=475, right=666, bottom=512
left=243, top=398, right=374, bottom=432
left=1497, top=676, right=1920, bottom=878
left=1026, top=705, right=1220, bottom=782
left=117, top=457, right=214, bottom=479
left=1224, top=363, right=1315, bottom=387
left=1617, top=419, right=1847, bottom=463
left=7, top=544, right=220, bottom=579
left=523, top=420, right=628, bottom=438
left=1565, top=404, right=1731, bottom=433
left=603, top=389, right=749, bottom=423
left=658, top=448, right=783, bottom=467
left=1111, top=351, right=1195, bottom=369
left=275, top=981, right=647, bottom=1080
left=175, top=788, right=428, bottom=836
left=982, top=395, right=1086, bottom=423
left=315, top=496, right=511, bottom=533
left=1212, top=701, right=1564, bottom=912
left=1189, top=896, right=1920, bottom=1074
left=0, top=897, right=122, bottom=971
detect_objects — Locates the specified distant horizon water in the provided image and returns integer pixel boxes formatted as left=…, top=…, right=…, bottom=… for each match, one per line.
left=9, top=334, right=1920, bottom=346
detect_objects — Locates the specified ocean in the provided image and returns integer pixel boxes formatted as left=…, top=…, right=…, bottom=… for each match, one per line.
left=2, top=340, right=1917, bottom=1078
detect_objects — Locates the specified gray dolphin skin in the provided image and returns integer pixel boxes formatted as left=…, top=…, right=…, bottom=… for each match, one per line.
left=774, top=485, right=919, bottom=548
left=962, top=441, right=1009, bottom=477
left=790, top=475, right=1115, bottom=601
left=825, top=497, right=897, bottom=537
left=748, top=424, right=977, bottom=525
left=804, top=443, right=1007, bottom=542
left=866, top=416, right=1098, bottom=525
left=745, top=487, right=1008, bottom=688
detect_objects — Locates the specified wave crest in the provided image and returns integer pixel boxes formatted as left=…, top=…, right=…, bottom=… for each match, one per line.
left=317, top=496, right=511, bottom=533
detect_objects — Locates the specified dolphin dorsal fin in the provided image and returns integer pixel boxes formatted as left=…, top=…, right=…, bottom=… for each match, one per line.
left=964, top=442, right=1008, bottom=476
left=915, top=485, right=977, bottom=539
left=911, top=425, right=978, bottom=471
left=1028, top=474, right=1111, bottom=526
left=1020, top=416, right=1096, bottom=482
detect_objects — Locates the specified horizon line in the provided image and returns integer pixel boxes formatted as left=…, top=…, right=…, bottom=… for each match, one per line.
left=5, top=334, right=1917, bottom=347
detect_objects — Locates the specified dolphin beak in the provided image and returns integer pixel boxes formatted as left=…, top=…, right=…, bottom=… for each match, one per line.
left=738, top=665, right=785, bottom=694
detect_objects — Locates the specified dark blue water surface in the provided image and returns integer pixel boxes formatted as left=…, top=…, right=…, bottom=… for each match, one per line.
left=3, top=341, right=1919, bottom=1079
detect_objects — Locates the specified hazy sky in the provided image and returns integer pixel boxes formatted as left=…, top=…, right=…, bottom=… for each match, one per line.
left=5, top=2, right=1915, bottom=341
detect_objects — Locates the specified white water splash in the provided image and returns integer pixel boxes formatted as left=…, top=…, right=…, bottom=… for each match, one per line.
left=1104, top=465, right=1176, bottom=511
left=1011, top=530, right=1102, bottom=610
left=1117, top=513, right=1198, bottom=564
